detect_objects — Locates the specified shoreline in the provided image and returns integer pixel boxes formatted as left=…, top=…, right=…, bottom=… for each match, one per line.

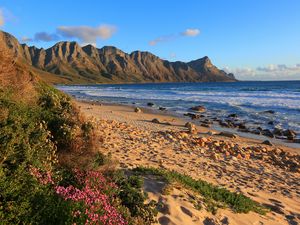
left=77, top=99, right=300, bottom=152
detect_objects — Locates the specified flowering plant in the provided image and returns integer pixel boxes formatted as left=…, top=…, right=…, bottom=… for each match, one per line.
left=30, top=167, right=126, bottom=225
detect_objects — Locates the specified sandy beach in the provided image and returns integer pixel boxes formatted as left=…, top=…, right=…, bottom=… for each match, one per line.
left=76, top=100, right=300, bottom=225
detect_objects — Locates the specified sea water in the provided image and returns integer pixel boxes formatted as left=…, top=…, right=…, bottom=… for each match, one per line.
left=58, top=81, right=300, bottom=139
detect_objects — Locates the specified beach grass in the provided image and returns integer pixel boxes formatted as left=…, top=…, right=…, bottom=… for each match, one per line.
left=133, top=166, right=267, bottom=215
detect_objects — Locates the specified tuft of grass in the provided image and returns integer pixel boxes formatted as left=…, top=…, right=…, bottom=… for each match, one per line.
left=133, top=167, right=267, bottom=215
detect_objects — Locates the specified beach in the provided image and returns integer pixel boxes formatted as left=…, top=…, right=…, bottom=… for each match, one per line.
left=76, top=100, right=300, bottom=225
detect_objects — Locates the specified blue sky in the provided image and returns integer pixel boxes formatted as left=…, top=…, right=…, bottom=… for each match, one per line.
left=1, top=0, right=300, bottom=80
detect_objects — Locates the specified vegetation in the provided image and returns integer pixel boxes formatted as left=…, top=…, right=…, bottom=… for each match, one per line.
left=133, top=167, right=267, bottom=215
left=0, top=81, right=157, bottom=224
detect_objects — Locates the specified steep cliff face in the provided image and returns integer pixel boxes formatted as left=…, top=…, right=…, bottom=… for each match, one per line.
left=0, top=30, right=236, bottom=84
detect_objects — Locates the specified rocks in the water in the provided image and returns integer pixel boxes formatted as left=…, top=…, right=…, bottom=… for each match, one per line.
left=190, top=105, right=206, bottom=112
left=283, top=129, right=297, bottom=140
left=264, top=110, right=275, bottom=114
left=134, top=107, right=142, bottom=113
left=219, top=121, right=230, bottom=128
left=228, top=113, right=238, bottom=118
left=251, top=129, right=261, bottom=135
left=158, top=107, right=166, bottom=111
left=200, top=123, right=210, bottom=128
left=218, top=132, right=237, bottom=138
left=273, top=128, right=283, bottom=136
left=262, top=129, right=274, bottom=138
left=237, top=123, right=246, bottom=129
left=262, top=140, right=273, bottom=146
left=147, top=102, right=155, bottom=107
left=184, top=113, right=201, bottom=120
left=151, top=118, right=160, bottom=124
left=185, top=122, right=197, bottom=134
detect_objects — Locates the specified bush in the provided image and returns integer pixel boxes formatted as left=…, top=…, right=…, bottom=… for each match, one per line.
left=0, top=85, right=158, bottom=224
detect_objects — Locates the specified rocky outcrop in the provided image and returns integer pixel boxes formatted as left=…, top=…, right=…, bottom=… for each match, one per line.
left=0, top=30, right=237, bottom=84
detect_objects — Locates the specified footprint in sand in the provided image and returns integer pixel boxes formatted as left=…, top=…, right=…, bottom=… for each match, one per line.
left=180, top=206, right=194, bottom=218
left=158, top=216, right=176, bottom=225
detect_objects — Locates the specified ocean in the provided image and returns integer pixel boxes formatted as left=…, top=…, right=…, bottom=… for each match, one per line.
left=57, top=81, right=300, bottom=140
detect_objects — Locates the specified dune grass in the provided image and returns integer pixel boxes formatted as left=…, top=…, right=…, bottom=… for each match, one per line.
left=133, top=166, right=267, bottom=215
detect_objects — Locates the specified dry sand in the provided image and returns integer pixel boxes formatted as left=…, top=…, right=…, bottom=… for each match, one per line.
left=77, top=101, right=300, bottom=225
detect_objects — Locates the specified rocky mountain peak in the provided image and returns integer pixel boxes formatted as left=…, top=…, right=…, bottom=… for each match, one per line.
left=0, top=30, right=237, bottom=84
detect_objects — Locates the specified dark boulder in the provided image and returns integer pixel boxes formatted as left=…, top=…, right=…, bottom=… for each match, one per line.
left=228, top=113, right=238, bottom=118
left=151, top=118, right=160, bottom=124
left=263, top=110, right=275, bottom=114
left=273, top=128, right=283, bottom=136
left=190, top=105, right=206, bottom=112
left=158, top=107, right=166, bottom=111
left=184, top=113, right=200, bottom=120
left=262, top=129, right=275, bottom=138
left=283, top=129, right=297, bottom=140
left=262, top=140, right=273, bottom=146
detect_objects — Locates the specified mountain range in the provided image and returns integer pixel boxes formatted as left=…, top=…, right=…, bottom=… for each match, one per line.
left=0, top=30, right=236, bottom=84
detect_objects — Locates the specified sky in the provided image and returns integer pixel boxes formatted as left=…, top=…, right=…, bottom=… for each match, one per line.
left=0, top=0, right=300, bottom=80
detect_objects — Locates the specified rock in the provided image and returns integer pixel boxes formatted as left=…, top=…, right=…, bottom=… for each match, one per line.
left=262, top=129, right=274, bottom=138
left=236, top=153, right=243, bottom=159
left=262, top=140, right=273, bottom=146
left=207, top=130, right=218, bottom=135
left=232, top=156, right=238, bottom=161
left=184, top=113, right=200, bottom=120
left=293, top=139, right=300, bottom=143
left=190, top=105, right=206, bottom=112
left=264, top=110, right=275, bottom=114
left=268, top=121, right=274, bottom=125
left=147, top=102, right=155, bottom=107
left=238, top=123, right=246, bottom=129
left=134, top=107, right=142, bottom=113
left=210, top=153, right=220, bottom=160
left=218, top=132, right=237, bottom=138
left=151, top=118, right=160, bottom=124
left=180, top=132, right=189, bottom=139
left=244, top=153, right=251, bottom=160
left=200, top=123, right=210, bottom=128
left=251, top=129, right=261, bottom=135
left=203, top=119, right=213, bottom=124
left=283, top=129, right=297, bottom=140
left=158, top=107, right=166, bottom=111
left=228, top=113, right=238, bottom=118
left=185, top=122, right=197, bottom=134
left=238, top=128, right=250, bottom=133
left=273, top=128, right=283, bottom=136
left=219, top=121, right=230, bottom=128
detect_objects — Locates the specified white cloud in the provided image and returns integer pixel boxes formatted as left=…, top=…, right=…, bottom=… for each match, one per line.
left=57, top=25, right=117, bottom=46
left=181, top=28, right=200, bottom=37
left=0, top=9, right=4, bottom=26
left=21, top=36, right=33, bottom=42
left=225, top=63, right=300, bottom=81
left=149, top=28, right=200, bottom=46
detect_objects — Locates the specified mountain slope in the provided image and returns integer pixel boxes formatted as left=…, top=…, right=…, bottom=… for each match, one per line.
left=0, top=30, right=236, bottom=84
